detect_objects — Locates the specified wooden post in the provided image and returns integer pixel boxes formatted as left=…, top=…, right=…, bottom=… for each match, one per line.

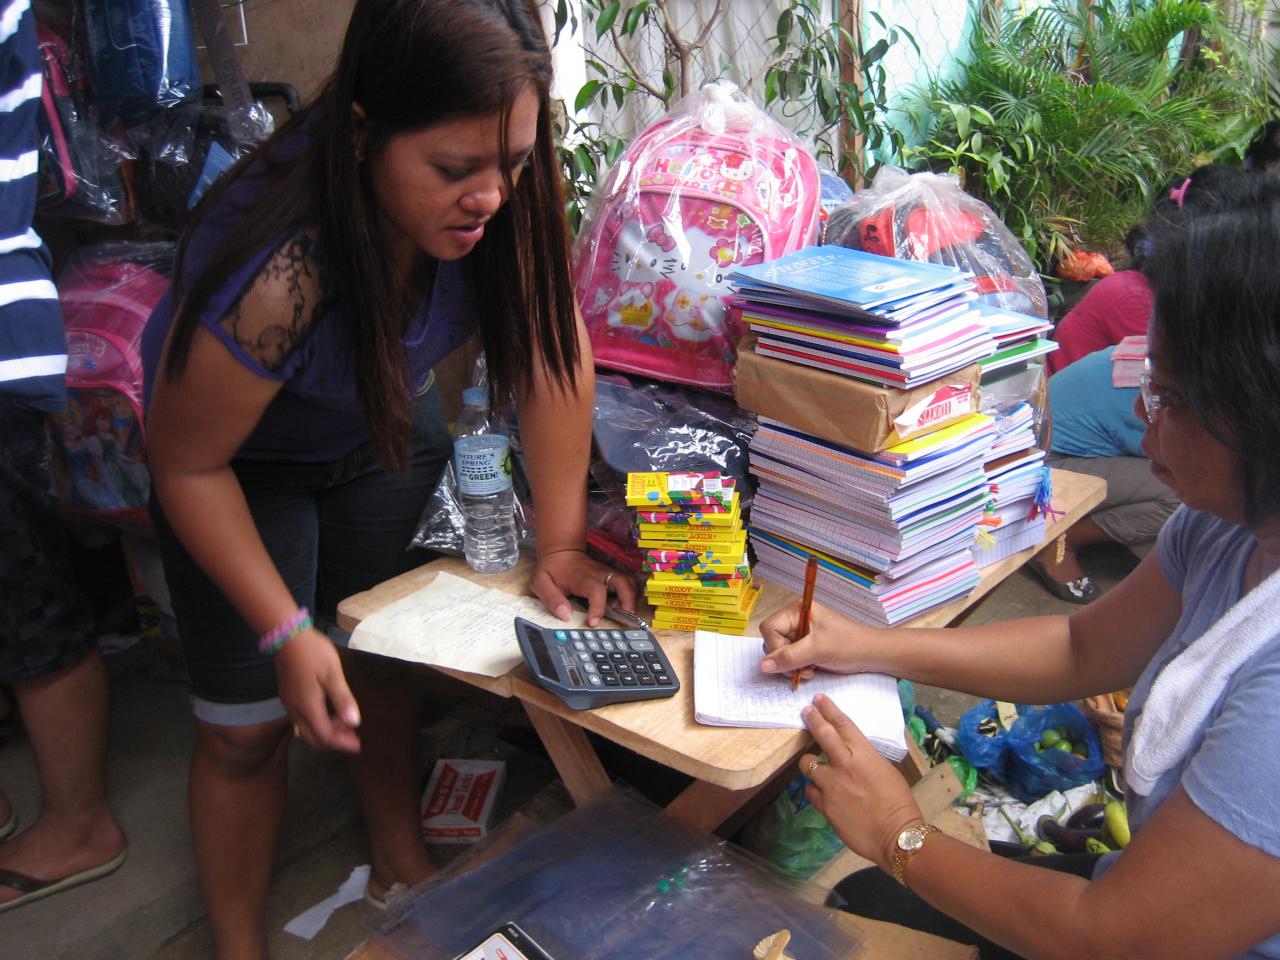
left=838, top=0, right=865, bottom=187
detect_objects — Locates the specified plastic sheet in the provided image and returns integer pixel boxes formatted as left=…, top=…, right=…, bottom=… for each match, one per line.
left=590, top=374, right=757, bottom=512
left=980, top=361, right=1050, bottom=448
left=372, top=790, right=863, bottom=960
left=78, top=0, right=202, bottom=121
left=825, top=166, right=1048, bottom=319
left=35, top=20, right=135, bottom=225
left=131, top=99, right=273, bottom=229
left=411, top=357, right=535, bottom=557
left=573, top=81, right=821, bottom=393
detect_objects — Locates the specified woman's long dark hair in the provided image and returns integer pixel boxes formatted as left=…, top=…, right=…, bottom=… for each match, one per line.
left=1143, top=173, right=1280, bottom=525
left=163, top=0, right=578, bottom=470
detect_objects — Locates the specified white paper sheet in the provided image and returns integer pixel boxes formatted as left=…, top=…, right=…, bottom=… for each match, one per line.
left=693, top=630, right=907, bottom=760
left=348, top=571, right=587, bottom=677
left=283, top=863, right=369, bottom=940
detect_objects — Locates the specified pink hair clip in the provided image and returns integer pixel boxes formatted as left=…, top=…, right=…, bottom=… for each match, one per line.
left=1169, top=177, right=1192, bottom=209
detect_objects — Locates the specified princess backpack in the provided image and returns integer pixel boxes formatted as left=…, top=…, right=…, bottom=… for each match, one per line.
left=573, top=82, right=821, bottom=393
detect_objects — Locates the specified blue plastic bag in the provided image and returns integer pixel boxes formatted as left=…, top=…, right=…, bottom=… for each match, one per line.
left=955, top=699, right=1011, bottom=777
left=1004, top=703, right=1105, bottom=803
left=79, top=0, right=202, bottom=121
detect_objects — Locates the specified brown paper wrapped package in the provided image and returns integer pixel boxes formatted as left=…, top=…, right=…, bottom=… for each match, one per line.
left=733, top=341, right=983, bottom=453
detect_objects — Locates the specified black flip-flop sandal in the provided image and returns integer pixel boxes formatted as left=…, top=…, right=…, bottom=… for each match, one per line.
left=1027, top=559, right=1100, bottom=604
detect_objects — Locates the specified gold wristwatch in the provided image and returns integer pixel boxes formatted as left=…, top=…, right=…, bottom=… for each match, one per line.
left=891, top=822, right=940, bottom=888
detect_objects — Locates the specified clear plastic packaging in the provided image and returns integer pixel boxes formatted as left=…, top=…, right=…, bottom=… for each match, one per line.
left=367, top=790, right=863, bottom=960
left=35, top=20, right=136, bottom=225
left=130, top=99, right=273, bottom=229
left=573, top=81, right=822, bottom=393
left=590, top=374, right=757, bottom=512
left=412, top=357, right=535, bottom=557
left=825, top=166, right=1049, bottom=319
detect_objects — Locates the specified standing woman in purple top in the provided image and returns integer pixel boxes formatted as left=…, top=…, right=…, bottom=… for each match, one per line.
left=141, top=1, right=634, bottom=954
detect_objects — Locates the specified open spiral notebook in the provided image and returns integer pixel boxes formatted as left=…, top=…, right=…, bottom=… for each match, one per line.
left=693, top=630, right=907, bottom=761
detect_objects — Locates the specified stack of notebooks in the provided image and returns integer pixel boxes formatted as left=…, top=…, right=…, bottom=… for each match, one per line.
left=625, top=471, right=762, bottom=635
left=746, top=413, right=996, bottom=626
left=728, top=246, right=997, bottom=389
left=974, top=304, right=1057, bottom=374
left=973, top=401, right=1048, bottom=567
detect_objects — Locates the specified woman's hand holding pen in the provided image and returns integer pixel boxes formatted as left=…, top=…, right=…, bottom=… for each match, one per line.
left=760, top=600, right=867, bottom=681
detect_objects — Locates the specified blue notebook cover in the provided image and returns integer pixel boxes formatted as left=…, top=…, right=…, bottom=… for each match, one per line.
left=729, top=245, right=972, bottom=310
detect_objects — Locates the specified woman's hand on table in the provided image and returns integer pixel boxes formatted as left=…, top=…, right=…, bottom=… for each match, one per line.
left=530, top=547, right=638, bottom=626
left=275, top=628, right=362, bottom=753
left=800, top=693, right=922, bottom=870
left=760, top=600, right=865, bottom=682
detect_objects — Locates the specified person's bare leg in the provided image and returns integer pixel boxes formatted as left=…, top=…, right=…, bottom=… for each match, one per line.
left=339, top=649, right=435, bottom=900
left=0, top=649, right=125, bottom=906
left=1033, top=515, right=1112, bottom=581
left=189, top=717, right=291, bottom=960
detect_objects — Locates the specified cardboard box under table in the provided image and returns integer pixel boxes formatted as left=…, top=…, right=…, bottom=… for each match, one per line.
left=734, top=342, right=982, bottom=453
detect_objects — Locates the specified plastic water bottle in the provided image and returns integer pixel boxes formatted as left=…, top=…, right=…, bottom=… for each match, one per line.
left=453, top=387, right=519, bottom=573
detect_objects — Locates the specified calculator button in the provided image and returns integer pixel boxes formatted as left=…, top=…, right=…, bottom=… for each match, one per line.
left=624, top=630, right=649, bottom=640
left=620, top=675, right=638, bottom=686
left=603, top=676, right=620, bottom=686
left=632, top=661, right=649, bottom=672
left=644, top=652, right=662, bottom=664
left=655, top=674, right=673, bottom=685
left=610, top=630, right=624, bottom=641
left=626, top=651, right=642, bottom=661
left=586, top=640, right=601, bottom=652
left=568, top=667, right=583, bottom=686
left=629, top=639, right=655, bottom=652
left=588, top=675, right=603, bottom=686
left=579, top=630, right=596, bottom=641
left=572, top=640, right=586, bottom=651
left=610, top=652, right=626, bottom=662
left=638, top=676, right=655, bottom=685
left=577, top=652, right=592, bottom=662
left=569, top=631, right=581, bottom=640
left=597, top=663, right=613, bottom=673
left=593, top=652, right=608, bottom=662
left=582, top=662, right=597, bottom=674
left=554, top=630, right=567, bottom=640
left=601, top=640, right=616, bottom=651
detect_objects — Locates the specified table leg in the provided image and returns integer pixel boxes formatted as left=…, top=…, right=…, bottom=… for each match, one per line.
left=521, top=700, right=612, bottom=805
left=662, top=779, right=769, bottom=834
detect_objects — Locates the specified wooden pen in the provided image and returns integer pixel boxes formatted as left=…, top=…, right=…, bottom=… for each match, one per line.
left=792, top=556, right=818, bottom=691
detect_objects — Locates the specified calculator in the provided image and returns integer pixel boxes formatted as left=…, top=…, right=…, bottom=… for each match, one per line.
left=513, top=617, right=680, bottom=710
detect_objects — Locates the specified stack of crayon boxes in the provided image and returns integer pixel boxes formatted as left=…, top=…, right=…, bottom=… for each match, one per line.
left=625, top=471, right=761, bottom=635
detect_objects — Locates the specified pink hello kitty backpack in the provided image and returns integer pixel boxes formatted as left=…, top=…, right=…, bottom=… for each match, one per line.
left=573, top=83, right=821, bottom=393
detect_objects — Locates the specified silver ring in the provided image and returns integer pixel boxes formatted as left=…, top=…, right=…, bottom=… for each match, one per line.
left=806, top=757, right=822, bottom=777
left=603, top=572, right=614, bottom=589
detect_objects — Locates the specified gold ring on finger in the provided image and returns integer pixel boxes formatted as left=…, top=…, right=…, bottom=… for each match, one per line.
left=293, top=723, right=304, bottom=739
left=806, top=757, right=822, bottom=777
left=603, top=572, right=614, bottom=588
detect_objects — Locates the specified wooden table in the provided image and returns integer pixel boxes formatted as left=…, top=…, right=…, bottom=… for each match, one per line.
left=338, top=467, right=1106, bottom=834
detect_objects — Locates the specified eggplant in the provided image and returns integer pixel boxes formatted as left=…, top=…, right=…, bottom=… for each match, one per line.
left=1066, top=802, right=1106, bottom=831
left=1035, top=815, right=1108, bottom=854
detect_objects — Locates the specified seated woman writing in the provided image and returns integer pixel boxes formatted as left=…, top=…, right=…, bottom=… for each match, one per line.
left=759, top=179, right=1280, bottom=959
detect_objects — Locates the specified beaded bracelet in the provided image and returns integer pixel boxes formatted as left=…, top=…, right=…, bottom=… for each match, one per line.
left=258, top=607, right=312, bottom=655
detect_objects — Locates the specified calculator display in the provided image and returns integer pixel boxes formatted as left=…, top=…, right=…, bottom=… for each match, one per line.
left=513, top=617, right=680, bottom=710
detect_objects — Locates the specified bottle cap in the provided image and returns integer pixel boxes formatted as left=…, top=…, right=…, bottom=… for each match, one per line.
left=462, top=386, right=488, bottom=407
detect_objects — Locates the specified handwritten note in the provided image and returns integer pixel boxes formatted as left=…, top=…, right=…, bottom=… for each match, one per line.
left=348, top=571, right=586, bottom=677
left=693, top=630, right=907, bottom=761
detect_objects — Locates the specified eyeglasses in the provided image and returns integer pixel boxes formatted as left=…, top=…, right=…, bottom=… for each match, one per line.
left=1138, top=359, right=1179, bottom=422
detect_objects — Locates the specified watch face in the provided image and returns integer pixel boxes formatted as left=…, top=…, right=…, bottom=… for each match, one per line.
left=898, top=826, right=926, bottom=852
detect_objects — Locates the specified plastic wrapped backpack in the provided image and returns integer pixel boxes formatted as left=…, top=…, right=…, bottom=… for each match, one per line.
left=825, top=166, right=1049, bottom=319
left=573, top=82, right=821, bottom=393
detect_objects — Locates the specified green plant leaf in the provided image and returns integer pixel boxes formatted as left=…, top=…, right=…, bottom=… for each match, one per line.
left=574, top=80, right=603, bottom=114
left=595, top=1, right=620, bottom=39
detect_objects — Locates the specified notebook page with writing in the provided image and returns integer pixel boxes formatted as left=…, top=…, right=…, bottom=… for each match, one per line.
left=693, top=631, right=907, bottom=761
